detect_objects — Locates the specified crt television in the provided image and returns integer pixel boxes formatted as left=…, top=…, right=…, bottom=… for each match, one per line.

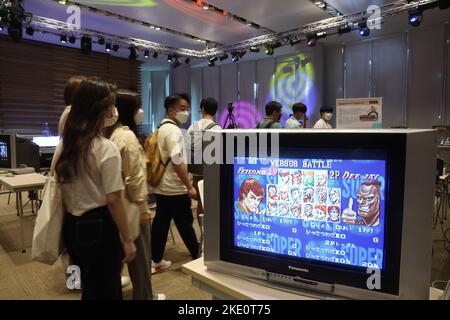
left=204, top=129, right=436, bottom=299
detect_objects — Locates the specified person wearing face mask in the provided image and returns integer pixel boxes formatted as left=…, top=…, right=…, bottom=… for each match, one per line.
left=55, top=77, right=136, bottom=300
left=256, top=101, right=283, bottom=129
left=104, top=90, right=165, bottom=300
left=150, top=94, right=200, bottom=273
left=314, top=107, right=334, bottom=129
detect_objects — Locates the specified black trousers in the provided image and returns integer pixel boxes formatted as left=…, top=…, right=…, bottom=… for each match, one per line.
left=63, top=206, right=123, bottom=300
left=151, top=194, right=199, bottom=262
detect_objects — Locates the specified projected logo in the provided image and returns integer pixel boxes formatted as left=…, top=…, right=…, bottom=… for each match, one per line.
left=267, top=53, right=318, bottom=125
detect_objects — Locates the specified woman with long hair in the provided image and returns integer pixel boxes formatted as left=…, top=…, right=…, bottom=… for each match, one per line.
left=105, top=89, right=164, bottom=300
left=56, top=77, right=136, bottom=300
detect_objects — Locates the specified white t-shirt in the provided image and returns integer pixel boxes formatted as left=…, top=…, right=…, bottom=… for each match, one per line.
left=187, top=118, right=221, bottom=133
left=153, top=119, right=188, bottom=196
left=285, top=116, right=302, bottom=129
left=59, top=136, right=124, bottom=216
left=313, top=119, right=333, bottom=129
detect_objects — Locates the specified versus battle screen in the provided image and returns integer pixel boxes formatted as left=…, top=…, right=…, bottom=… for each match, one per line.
left=233, top=156, right=386, bottom=269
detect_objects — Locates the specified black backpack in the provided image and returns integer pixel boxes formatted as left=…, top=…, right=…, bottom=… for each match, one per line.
left=188, top=122, right=218, bottom=175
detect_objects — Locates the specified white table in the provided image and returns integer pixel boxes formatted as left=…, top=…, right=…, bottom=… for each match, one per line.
left=0, top=173, right=48, bottom=252
left=182, top=257, right=444, bottom=300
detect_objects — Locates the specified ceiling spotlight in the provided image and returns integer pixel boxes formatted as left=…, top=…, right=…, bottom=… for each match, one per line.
left=152, top=51, right=159, bottom=59
left=167, top=55, right=173, bottom=63
left=250, top=46, right=260, bottom=53
left=208, top=59, right=215, bottom=67
left=265, top=45, right=274, bottom=56
left=69, top=34, right=76, bottom=44
left=337, top=25, right=352, bottom=35
left=173, top=59, right=181, bottom=68
left=290, top=38, right=302, bottom=46
left=238, top=50, right=247, bottom=58
left=98, top=37, right=105, bottom=45
left=144, top=49, right=149, bottom=58
left=358, top=21, right=370, bottom=37
left=231, top=52, right=240, bottom=62
left=60, top=34, right=67, bottom=43
left=155, top=27, right=161, bottom=31
left=306, top=34, right=317, bottom=47
left=185, top=57, right=191, bottom=64
left=58, top=0, right=67, bottom=4
left=112, top=44, right=119, bottom=52
left=105, top=43, right=111, bottom=52
left=219, top=53, right=229, bottom=61
left=80, top=35, right=92, bottom=54
left=408, top=9, right=423, bottom=27
left=209, top=56, right=218, bottom=62
left=202, top=3, right=209, bottom=10
left=25, top=26, right=34, bottom=36
left=316, top=31, right=327, bottom=39
left=314, top=1, right=326, bottom=9
left=129, top=46, right=138, bottom=60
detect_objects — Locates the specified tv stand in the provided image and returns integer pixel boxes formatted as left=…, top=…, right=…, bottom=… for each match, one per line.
left=182, top=257, right=443, bottom=300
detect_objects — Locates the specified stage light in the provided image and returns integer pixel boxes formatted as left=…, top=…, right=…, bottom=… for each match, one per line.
left=106, top=43, right=111, bottom=52
left=265, top=45, right=274, bottom=56
left=209, top=56, right=218, bottom=62
left=306, top=34, right=317, bottom=47
left=69, top=34, right=76, bottom=44
left=231, top=52, right=239, bottom=62
left=408, top=9, right=422, bottom=27
left=60, top=34, right=67, bottom=43
left=129, top=46, right=138, bottom=60
left=250, top=46, right=260, bottom=53
left=80, top=35, right=92, bottom=54
left=144, top=49, right=149, bottom=58
left=337, top=25, right=352, bottom=35
left=167, top=55, right=173, bottom=63
left=219, top=53, right=228, bottom=61
left=316, top=31, right=327, bottom=39
left=185, top=57, right=191, bottom=64
left=98, top=37, right=105, bottom=45
left=152, top=51, right=158, bottom=59
left=238, top=50, right=247, bottom=58
left=112, top=44, right=119, bottom=52
left=173, top=58, right=181, bottom=68
left=208, top=59, right=215, bottom=67
left=290, top=38, right=302, bottom=46
left=25, top=26, right=34, bottom=36
left=358, top=21, right=370, bottom=37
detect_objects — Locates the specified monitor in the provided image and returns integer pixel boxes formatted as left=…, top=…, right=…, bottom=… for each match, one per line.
left=204, top=129, right=436, bottom=300
left=0, top=134, right=40, bottom=169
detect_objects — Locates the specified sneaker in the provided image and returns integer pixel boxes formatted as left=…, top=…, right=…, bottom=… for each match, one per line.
left=151, top=259, right=172, bottom=274
left=121, top=276, right=131, bottom=288
left=153, top=293, right=166, bottom=300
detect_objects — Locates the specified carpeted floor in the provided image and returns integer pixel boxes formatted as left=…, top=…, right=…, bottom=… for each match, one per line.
left=0, top=190, right=449, bottom=300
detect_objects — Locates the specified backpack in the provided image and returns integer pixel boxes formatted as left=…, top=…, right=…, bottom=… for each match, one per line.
left=188, top=121, right=218, bottom=175
left=256, top=120, right=276, bottom=129
left=144, top=121, right=175, bottom=187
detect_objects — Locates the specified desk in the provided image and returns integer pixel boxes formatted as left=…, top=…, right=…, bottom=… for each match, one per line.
left=182, top=257, right=444, bottom=300
left=0, top=173, right=48, bottom=252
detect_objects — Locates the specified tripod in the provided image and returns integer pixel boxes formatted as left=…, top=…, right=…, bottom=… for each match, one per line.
left=224, top=108, right=238, bottom=129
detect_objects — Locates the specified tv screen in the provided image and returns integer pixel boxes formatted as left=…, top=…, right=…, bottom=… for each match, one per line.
left=0, top=135, right=11, bottom=168
left=233, top=155, right=386, bottom=270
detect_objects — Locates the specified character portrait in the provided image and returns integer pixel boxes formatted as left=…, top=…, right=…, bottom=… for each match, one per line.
left=291, top=170, right=302, bottom=185
left=236, top=178, right=265, bottom=215
left=267, top=184, right=278, bottom=201
left=328, top=188, right=341, bottom=205
left=342, top=181, right=381, bottom=226
left=303, top=204, right=314, bottom=220
left=267, top=200, right=278, bottom=216
left=303, top=187, right=314, bottom=203
left=303, top=171, right=314, bottom=187
left=314, top=205, right=327, bottom=221
left=279, top=186, right=290, bottom=202
left=316, top=188, right=327, bottom=204
left=278, top=202, right=290, bottom=217
left=290, top=186, right=301, bottom=202
left=279, top=170, right=291, bottom=185
left=315, top=170, right=328, bottom=187
left=290, top=202, right=302, bottom=219
left=327, top=206, right=340, bottom=223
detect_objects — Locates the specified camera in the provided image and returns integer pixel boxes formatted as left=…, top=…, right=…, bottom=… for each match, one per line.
left=227, top=101, right=234, bottom=112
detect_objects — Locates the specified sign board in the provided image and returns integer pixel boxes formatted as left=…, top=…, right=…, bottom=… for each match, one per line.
left=336, top=97, right=383, bottom=129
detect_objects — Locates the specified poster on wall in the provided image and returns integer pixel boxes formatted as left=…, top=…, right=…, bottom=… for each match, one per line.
left=336, top=98, right=383, bottom=129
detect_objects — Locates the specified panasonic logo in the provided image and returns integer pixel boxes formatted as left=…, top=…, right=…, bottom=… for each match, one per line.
left=288, top=265, right=309, bottom=273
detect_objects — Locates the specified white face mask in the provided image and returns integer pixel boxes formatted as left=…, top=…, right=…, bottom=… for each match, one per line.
left=134, top=108, right=145, bottom=124
left=175, top=110, right=190, bottom=124
left=104, top=106, right=119, bottom=127
left=323, top=113, right=333, bottom=121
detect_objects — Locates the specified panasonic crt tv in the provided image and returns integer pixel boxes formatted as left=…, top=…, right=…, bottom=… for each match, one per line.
left=203, top=129, right=435, bottom=299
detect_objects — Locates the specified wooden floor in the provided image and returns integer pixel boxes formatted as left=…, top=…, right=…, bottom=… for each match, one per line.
left=0, top=191, right=449, bottom=300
